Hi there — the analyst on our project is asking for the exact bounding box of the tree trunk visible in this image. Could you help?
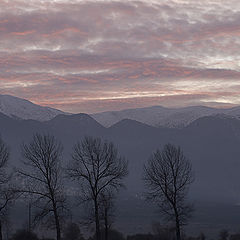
[175,212,181,240]
[53,205,61,240]
[0,220,2,240]
[175,221,181,240]
[104,208,108,240]
[95,200,101,240]
[28,203,32,232]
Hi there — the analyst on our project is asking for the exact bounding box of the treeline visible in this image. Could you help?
[7,222,240,240]
[0,133,195,240]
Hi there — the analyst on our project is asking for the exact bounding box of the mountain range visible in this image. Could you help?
[92,105,240,128]
[2,94,240,128]
[1,94,240,234]
[0,94,240,203]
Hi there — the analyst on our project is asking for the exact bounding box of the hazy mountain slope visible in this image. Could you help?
[46,113,106,149]
[0,94,66,121]
[1,112,240,203]
[1,112,240,235]
[0,113,106,163]
[175,115,240,202]
[103,115,240,202]
[92,105,240,128]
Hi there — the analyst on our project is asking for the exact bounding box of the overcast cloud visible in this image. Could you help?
[1,0,240,113]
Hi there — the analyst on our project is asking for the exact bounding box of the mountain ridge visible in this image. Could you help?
[0,94,68,121]
[2,94,240,129]
[91,105,240,128]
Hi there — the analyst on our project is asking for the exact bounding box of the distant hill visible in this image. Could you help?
[91,105,240,128]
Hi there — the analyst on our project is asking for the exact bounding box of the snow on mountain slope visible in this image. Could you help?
[0,94,66,121]
[91,105,240,128]
[2,94,240,128]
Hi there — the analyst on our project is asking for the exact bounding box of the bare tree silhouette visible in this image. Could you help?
[0,137,16,240]
[144,143,194,240]
[18,134,67,240]
[67,136,128,240]
[99,189,115,240]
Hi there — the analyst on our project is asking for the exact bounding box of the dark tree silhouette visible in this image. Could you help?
[10,229,39,240]
[67,136,128,240]
[100,229,124,240]
[18,134,67,240]
[127,233,154,240]
[0,137,16,240]
[79,189,115,238]
[143,143,194,240]
[219,230,229,240]
[151,222,175,240]
[91,229,125,240]
[63,222,84,240]
[198,232,206,240]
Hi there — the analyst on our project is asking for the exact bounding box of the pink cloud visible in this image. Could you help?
[0,0,240,112]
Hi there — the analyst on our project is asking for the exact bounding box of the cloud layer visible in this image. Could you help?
[1,0,240,113]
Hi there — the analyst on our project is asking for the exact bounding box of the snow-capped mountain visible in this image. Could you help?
[0,94,66,121]
[91,105,240,128]
[2,94,240,128]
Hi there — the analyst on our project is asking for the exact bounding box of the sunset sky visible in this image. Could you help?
[1,0,240,113]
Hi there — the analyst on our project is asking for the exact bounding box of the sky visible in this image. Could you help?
[0,0,240,113]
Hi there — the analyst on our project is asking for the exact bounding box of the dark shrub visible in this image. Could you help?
[11,229,39,240]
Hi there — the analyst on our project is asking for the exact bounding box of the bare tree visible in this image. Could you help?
[79,190,115,240]
[0,137,16,240]
[18,134,67,240]
[67,136,128,240]
[81,190,115,240]
[143,144,194,240]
